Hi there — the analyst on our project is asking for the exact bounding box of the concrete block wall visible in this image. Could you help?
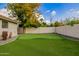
[25,27,55,34]
[56,24,79,38]
[17,24,79,39]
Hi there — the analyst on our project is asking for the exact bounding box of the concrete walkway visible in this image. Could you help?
[0,36,18,46]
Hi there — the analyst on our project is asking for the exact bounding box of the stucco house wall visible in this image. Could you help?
[0,22,18,37]
[0,20,2,37]
[0,15,18,39]
[8,22,18,37]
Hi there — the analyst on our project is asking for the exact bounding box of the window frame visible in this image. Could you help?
[2,20,8,28]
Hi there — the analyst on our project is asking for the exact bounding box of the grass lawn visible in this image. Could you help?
[0,34,79,56]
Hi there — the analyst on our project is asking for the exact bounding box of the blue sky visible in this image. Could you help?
[38,3,79,22]
[0,3,6,8]
[1,3,79,22]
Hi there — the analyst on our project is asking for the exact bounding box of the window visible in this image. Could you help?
[2,20,8,28]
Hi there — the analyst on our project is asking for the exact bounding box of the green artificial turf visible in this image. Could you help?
[0,34,79,56]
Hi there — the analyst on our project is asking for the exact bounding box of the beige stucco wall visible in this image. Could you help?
[8,22,18,37]
[25,27,55,33]
[0,20,18,38]
[0,20,2,37]
[56,24,79,38]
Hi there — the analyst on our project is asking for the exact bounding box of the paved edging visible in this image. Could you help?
[0,36,18,46]
[56,33,79,41]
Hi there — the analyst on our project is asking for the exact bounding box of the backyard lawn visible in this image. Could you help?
[0,34,79,56]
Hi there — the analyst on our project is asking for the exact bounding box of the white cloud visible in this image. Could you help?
[69,8,74,12]
[68,9,79,15]
[46,10,50,13]
[51,10,56,16]
[0,8,9,17]
[44,20,50,24]
[76,10,79,14]
[0,8,17,20]
[66,9,79,17]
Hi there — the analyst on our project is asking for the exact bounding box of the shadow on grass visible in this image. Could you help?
[31,38,51,40]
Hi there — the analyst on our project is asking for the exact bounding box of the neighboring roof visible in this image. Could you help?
[0,14,18,24]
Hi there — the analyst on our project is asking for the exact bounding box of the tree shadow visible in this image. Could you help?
[31,38,50,40]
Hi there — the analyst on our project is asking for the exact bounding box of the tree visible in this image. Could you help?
[64,18,79,26]
[40,18,43,23]
[7,3,40,32]
[40,22,48,27]
[54,21,64,27]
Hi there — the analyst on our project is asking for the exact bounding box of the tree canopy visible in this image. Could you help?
[7,3,40,28]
